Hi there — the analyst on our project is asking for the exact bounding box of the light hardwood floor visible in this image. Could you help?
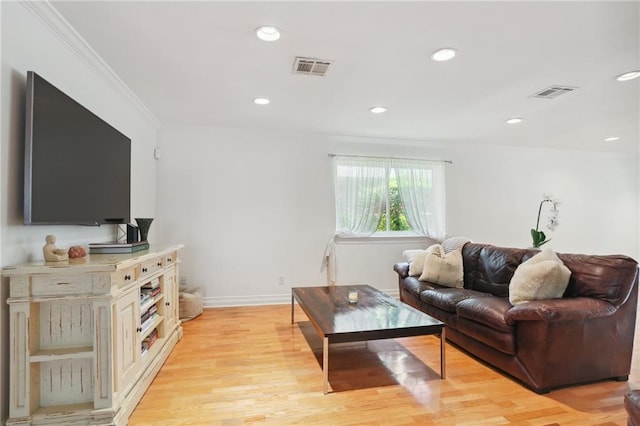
[129,304,640,425]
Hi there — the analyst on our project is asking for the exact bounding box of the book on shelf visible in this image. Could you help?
[89,242,149,254]
[141,328,159,355]
[142,277,160,289]
[140,305,157,321]
[147,328,158,345]
[141,313,158,332]
[141,286,161,298]
[89,240,149,248]
[140,293,151,305]
[141,304,158,323]
[141,278,161,297]
[140,296,155,313]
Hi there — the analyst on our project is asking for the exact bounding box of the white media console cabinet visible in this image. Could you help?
[3,244,184,425]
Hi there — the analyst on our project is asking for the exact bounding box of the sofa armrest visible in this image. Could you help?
[394,262,410,278]
[505,297,617,324]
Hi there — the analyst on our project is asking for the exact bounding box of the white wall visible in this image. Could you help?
[0,2,160,422]
[157,127,639,307]
[156,128,338,305]
[447,144,639,254]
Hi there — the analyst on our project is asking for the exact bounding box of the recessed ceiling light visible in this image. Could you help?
[615,70,640,82]
[604,136,620,142]
[255,26,281,42]
[506,117,523,124]
[254,97,270,105]
[369,106,387,114]
[431,48,457,62]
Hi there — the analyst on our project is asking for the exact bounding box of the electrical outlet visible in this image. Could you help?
[180,275,187,285]
[278,276,285,286]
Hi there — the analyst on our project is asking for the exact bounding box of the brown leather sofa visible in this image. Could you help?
[625,390,640,426]
[393,242,638,393]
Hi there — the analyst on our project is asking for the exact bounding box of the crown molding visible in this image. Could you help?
[20,0,161,129]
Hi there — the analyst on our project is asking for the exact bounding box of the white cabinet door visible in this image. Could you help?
[164,272,178,332]
[114,287,140,394]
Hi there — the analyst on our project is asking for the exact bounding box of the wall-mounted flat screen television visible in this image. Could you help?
[24,71,131,225]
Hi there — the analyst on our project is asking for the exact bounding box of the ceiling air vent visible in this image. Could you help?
[293,57,333,77]
[532,85,578,99]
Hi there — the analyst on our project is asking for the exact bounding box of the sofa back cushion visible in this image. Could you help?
[558,253,638,306]
[462,243,638,306]
[462,244,532,297]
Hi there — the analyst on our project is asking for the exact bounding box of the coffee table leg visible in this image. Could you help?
[440,328,446,379]
[291,293,294,324]
[323,336,329,394]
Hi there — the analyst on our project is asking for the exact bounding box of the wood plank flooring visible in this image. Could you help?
[129,305,640,425]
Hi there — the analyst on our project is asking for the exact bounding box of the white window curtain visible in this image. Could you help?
[334,156,388,236]
[323,156,388,284]
[393,159,446,240]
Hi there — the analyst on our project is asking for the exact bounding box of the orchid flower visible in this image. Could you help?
[531,195,561,248]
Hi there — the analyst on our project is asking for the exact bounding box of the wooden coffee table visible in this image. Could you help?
[291,284,445,394]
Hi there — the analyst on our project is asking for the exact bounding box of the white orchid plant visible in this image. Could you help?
[531,194,561,248]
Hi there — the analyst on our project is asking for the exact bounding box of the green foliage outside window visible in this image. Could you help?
[377,178,410,231]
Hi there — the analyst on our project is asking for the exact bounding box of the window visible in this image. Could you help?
[333,155,446,239]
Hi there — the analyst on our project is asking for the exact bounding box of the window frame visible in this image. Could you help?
[333,155,446,239]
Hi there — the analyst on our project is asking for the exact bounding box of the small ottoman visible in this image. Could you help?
[179,286,203,322]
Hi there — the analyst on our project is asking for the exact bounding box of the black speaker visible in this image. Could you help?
[126,224,139,243]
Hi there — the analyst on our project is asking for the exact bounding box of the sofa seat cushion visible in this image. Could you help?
[421,304,462,331]
[401,276,441,296]
[420,288,492,313]
[456,317,516,355]
[456,297,513,333]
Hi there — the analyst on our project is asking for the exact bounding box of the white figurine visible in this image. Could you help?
[43,234,68,262]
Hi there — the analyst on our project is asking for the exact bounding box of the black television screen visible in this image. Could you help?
[24,71,131,225]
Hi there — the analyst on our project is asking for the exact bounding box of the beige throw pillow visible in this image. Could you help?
[419,246,464,288]
[403,244,443,276]
[509,248,571,305]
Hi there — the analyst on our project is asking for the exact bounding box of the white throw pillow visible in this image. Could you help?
[419,247,464,288]
[403,244,443,276]
[509,249,571,305]
[441,236,472,253]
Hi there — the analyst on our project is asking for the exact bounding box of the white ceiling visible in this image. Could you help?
[50,1,640,152]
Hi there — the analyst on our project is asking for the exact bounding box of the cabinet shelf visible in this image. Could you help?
[141,336,165,359]
[34,401,93,416]
[30,346,94,362]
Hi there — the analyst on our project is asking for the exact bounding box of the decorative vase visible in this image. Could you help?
[135,218,153,242]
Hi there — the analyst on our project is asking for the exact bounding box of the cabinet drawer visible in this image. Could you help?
[113,267,137,288]
[32,275,93,296]
[140,257,163,279]
[165,252,177,266]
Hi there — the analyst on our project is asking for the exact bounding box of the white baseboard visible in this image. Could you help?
[203,293,290,308]
[202,287,400,308]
